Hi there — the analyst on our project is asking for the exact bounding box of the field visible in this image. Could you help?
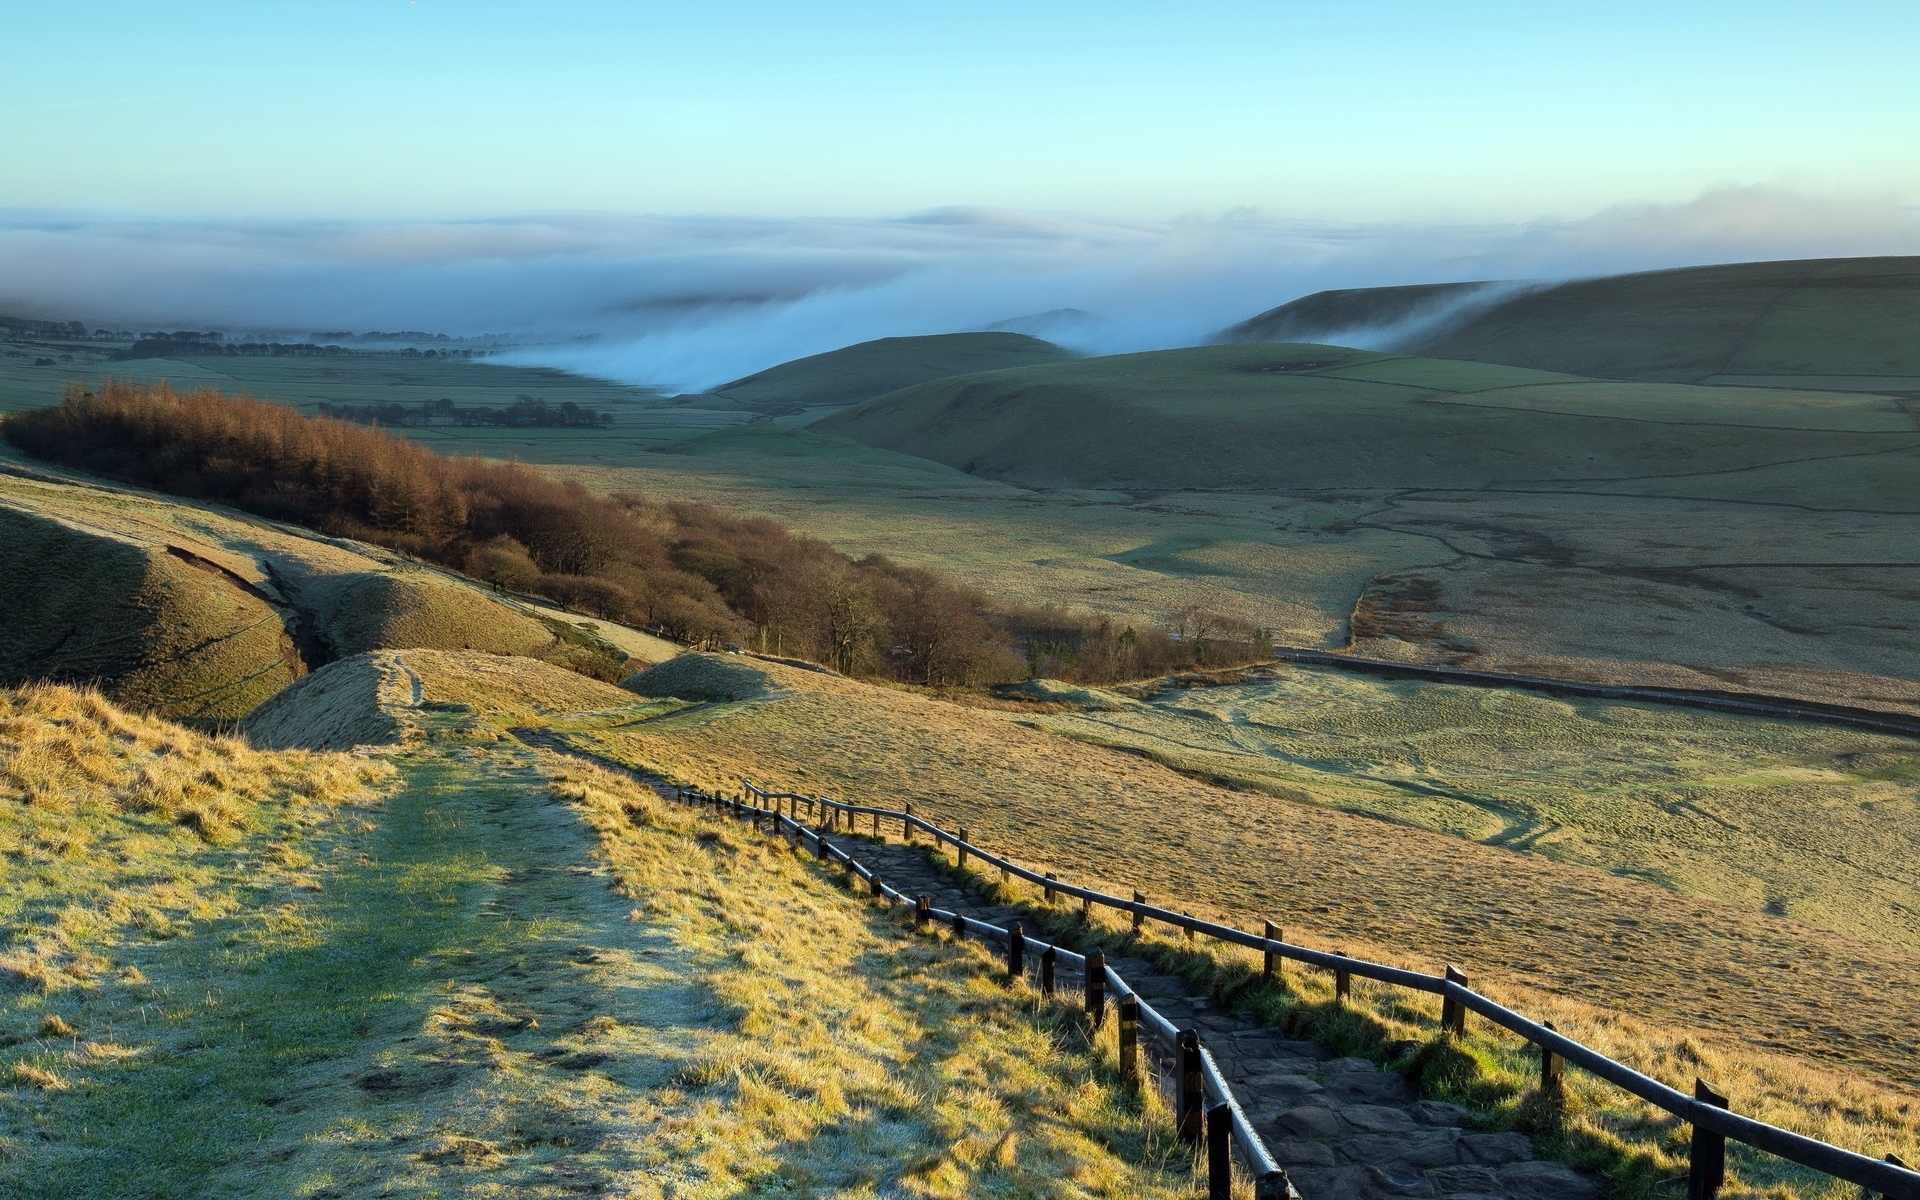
[541,340,1920,716]
[1024,663,1920,952]
[1226,256,1920,389]
[0,666,1195,1198]
[552,651,1920,1195]
[708,331,1076,414]
[0,333,753,461]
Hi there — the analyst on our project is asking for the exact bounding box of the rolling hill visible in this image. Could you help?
[0,452,641,721]
[708,331,1076,413]
[1222,257,1920,388]
[813,341,1920,498]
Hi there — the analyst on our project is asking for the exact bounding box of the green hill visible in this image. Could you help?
[813,341,1920,501]
[1225,257,1920,388]
[1218,281,1492,344]
[0,457,633,721]
[710,331,1076,413]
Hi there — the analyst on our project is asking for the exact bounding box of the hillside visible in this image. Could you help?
[620,342,1920,716]
[0,665,1200,1198]
[1224,257,1920,388]
[540,652,1920,1194]
[1219,281,1495,344]
[0,453,641,721]
[710,331,1076,413]
[813,341,1918,497]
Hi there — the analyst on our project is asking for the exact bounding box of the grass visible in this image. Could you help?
[0,458,640,720]
[935,858,1920,1200]
[541,653,1920,1186]
[710,331,1077,413]
[1411,256,1920,385]
[811,342,1920,495]
[0,668,1207,1198]
[1020,663,1920,953]
[0,502,300,722]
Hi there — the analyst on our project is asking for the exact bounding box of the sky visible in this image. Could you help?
[4,1,1919,388]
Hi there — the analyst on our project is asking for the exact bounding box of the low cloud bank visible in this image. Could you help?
[2,188,1914,392]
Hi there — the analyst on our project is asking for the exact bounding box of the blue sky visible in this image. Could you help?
[6,0,1917,220]
[5,2,1918,386]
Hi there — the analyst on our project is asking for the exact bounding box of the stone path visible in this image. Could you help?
[512,745,1608,1200]
[841,835,1604,1200]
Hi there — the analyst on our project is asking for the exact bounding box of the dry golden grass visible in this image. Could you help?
[243,648,641,751]
[553,655,1920,1188]
[0,668,1206,1195]
[0,683,393,991]
[526,758,1204,1198]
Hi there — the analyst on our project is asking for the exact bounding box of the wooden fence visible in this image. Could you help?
[665,780,1920,1200]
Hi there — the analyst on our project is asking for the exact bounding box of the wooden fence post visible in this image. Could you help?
[1007,924,1026,983]
[1884,1154,1911,1200]
[1207,1102,1232,1200]
[952,910,966,939]
[1184,914,1196,945]
[872,810,880,837]
[957,827,969,869]
[904,802,913,843]
[1540,1020,1565,1108]
[1081,895,1092,924]
[915,895,930,930]
[1177,1031,1204,1144]
[1253,1169,1297,1199]
[1041,946,1056,996]
[1044,873,1056,903]
[1086,949,1107,1028]
[1263,920,1280,983]
[1443,965,1469,1036]
[1335,951,1351,1005]
[870,873,883,898]
[1132,891,1146,935]
[1118,995,1139,1094]
[1688,1078,1729,1200]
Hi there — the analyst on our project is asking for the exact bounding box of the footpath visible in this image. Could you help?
[832,838,1602,1200]
[517,727,1606,1200]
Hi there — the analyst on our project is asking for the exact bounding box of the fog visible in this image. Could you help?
[2,188,1914,393]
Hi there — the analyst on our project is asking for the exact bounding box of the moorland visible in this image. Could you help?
[3,255,1919,1198]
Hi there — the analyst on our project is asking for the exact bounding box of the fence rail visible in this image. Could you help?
[670,783,1298,1198]
[716,781,1920,1200]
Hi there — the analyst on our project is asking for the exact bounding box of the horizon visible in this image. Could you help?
[5,1,1919,388]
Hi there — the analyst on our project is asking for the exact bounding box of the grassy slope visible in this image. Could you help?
[814,342,1920,497]
[0,505,300,722]
[1023,665,1920,951]
[560,656,1920,1085]
[1413,257,1920,385]
[0,335,752,460]
[1219,281,1492,342]
[0,667,1194,1199]
[557,653,1920,1197]
[712,332,1076,412]
[0,458,644,718]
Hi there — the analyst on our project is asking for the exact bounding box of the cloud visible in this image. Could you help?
[1,188,1914,392]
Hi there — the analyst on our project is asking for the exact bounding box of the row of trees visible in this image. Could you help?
[4,382,1270,687]
[314,397,614,429]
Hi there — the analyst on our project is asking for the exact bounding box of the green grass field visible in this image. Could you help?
[709,330,1075,413]
[1025,663,1920,953]
[1226,256,1920,388]
[812,342,1920,496]
[0,335,753,456]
